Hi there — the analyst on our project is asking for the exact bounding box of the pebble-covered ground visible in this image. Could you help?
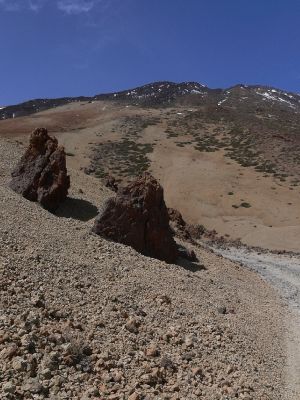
[0,138,285,399]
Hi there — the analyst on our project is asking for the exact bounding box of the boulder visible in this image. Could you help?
[104,175,118,192]
[9,128,70,211]
[92,173,178,263]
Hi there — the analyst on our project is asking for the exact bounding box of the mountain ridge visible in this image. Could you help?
[1,80,300,120]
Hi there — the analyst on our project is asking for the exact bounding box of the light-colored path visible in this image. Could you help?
[210,245,300,399]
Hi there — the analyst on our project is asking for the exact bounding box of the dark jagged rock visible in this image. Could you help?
[9,128,70,211]
[92,173,178,263]
[167,208,199,262]
[83,166,95,175]
[104,175,118,192]
[168,207,194,242]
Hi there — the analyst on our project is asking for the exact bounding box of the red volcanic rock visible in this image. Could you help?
[9,128,70,211]
[92,173,178,263]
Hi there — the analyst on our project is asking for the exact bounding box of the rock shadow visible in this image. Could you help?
[176,257,206,272]
[55,198,98,222]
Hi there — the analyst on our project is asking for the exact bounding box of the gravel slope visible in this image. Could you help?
[0,138,286,399]
[210,245,300,399]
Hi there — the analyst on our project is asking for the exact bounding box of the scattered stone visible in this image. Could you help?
[160,356,175,370]
[82,345,93,356]
[156,294,171,305]
[3,381,16,394]
[84,166,95,175]
[12,356,27,371]
[217,306,227,315]
[128,393,140,400]
[22,378,46,394]
[145,344,159,357]
[31,293,45,308]
[104,175,118,192]
[39,368,52,379]
[191,367,203,377]
[125,317,139,334]
[184,334,196,347]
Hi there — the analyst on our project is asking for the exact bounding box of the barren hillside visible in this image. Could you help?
[0,136,288,399]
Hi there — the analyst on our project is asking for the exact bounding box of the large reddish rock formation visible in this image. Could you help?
[92,173,179,263]
[9,128,70,211]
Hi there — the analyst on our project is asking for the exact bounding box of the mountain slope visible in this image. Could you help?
[0,136,286,399]
[2,80,300,119]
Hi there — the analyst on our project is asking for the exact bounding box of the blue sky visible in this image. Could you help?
[1,0,300,105]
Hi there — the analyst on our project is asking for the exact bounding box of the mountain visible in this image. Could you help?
[2,80,300,120]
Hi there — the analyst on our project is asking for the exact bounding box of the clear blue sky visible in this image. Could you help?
[1,0,300,105]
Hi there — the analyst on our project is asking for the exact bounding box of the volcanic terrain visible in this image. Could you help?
[1,81,300,399]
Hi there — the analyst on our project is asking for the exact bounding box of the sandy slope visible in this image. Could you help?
[0,137,287,399]
[147,127,300,252]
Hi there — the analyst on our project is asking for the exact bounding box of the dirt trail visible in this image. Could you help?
[210,245,300,399]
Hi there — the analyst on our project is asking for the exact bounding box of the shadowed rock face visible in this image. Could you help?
[9,128,70,211]
[93,173,178,263]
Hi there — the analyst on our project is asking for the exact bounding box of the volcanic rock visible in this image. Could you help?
[104,175,118,192]
[9,128,70,211]
[92,173,178,263]
[168,207,194,242]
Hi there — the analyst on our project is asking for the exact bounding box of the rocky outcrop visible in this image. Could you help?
[92,173,179,263]
[104,175,118,192]
[168,207,194,242]
[9,128,70,211]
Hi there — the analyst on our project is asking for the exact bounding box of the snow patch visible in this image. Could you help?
[218,98,227,106]
[256,91,295,108]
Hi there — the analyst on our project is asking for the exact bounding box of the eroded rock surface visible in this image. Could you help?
[93,173,178,263]
[9,128,70,211]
